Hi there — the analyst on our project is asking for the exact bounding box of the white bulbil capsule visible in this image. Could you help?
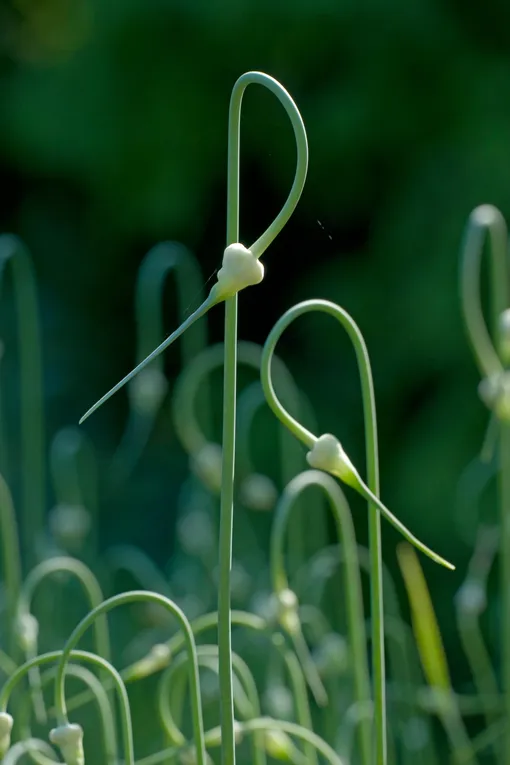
[0,712,14,757]
[306,433,360,489]
[49,723,84,765]
[272,588,300,634]
[210,243,264,301]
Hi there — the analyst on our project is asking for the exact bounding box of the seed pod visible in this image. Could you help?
[210,243,264,302]
[264,730,295,761]
[0,712,13,757]
[306,434,361,489]
[49,723,84,765]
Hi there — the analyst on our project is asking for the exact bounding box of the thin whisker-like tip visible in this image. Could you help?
[78,405,97,425]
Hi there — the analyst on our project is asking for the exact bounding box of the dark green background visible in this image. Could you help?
[0,0,507,744]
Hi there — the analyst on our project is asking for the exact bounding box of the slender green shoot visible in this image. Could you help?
[460,204,510,763]
[270,469,371,765]
[0,235,45,568]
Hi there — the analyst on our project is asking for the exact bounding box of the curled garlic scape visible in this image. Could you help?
[261,299,455,572]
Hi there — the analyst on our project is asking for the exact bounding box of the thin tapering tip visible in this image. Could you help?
[78,295,216,425]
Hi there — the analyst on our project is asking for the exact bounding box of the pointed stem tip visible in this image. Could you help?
[79,296,216,424]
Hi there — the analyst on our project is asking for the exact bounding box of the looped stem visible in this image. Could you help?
[53,591,206,765]
[0,649,133,765]
[0,235,45,568]
[460,205,508,378]
[260,298,454,765]
[271,470,371,765]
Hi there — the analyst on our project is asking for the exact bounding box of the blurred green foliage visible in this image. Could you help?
[0,0,508,715]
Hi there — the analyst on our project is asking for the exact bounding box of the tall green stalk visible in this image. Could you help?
[460,204,510,763]
[261,299,454,765]
[0,474,21,657]
[80,71,308,765]
[0,235,45,568]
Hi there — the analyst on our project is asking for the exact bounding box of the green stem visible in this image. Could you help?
[456,526,499,756]
[17,555,111,724]
[500,424,510,764]
[0,473,22,657]
[136,242,207,368]
[172,340,305,478]
[217,294,237,765]
[261,298,388,764]
[219,70,308,765]
[105,544,172,595]
[457,613,499,729]
[53,591,206,765]
[0,235,45,569]
[271,469,371,765]
[460,205,510,762]
[80,294,217,424]
[19,556,111,663]
[459,205,507,378]
[0,649,133,764]
[113,242,209,480]
[2,739,57,765]
[294,541,434,764]
[281,646,319,765]
[61,609,267,713]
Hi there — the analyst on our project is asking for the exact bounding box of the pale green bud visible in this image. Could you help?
[129,643,172,680]
[209,243,264,301]
[204,721,243,749]
[16,612,39,652]
[49,723,84,765]
[129,366,168,416]
[240,473,278,511]
[306,434,361,489]
[272,589,300,635]
[478,373,510,422]
[0,713,13,757]
[49,504,91,549]
[264,730,295,761]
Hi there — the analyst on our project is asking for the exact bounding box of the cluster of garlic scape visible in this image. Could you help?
[0,71,455,765]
